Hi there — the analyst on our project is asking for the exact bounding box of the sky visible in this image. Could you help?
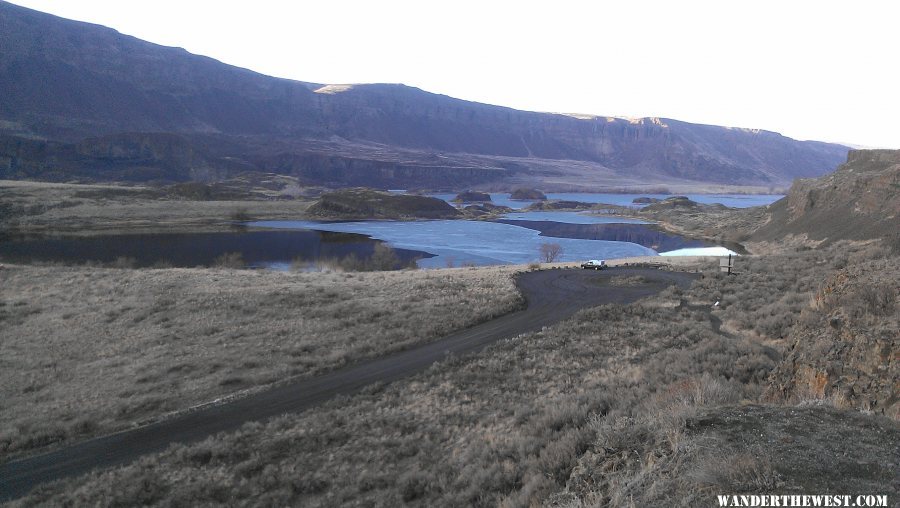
[9,0,899,148]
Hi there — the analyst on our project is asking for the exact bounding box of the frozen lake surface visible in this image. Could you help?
[251,209,730,268]
[252,219,654,268]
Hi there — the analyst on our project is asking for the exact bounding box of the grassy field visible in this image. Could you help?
[0,263,522,461]
[13,242,897,506]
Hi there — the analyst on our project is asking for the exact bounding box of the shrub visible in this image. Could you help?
[370,243,401,271]
[399,471,430,502]
[539,242,563,263]
[229,208,253,222]
[855,283,896,316]
[213,252,245,269]
[110,256,137,269]
[312,245,414,272]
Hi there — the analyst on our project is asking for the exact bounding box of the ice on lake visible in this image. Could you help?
[251,218,657,268]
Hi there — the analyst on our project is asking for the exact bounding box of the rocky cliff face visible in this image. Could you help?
[765,257,898,418]
[752,150,900,247]
[750,153,899,415]
[0,1,849,189]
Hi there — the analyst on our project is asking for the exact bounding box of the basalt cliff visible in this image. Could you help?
[0,1,848,190]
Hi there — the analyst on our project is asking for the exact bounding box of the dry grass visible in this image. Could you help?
[8,244,898,506]
[0,263,521,460]
[554,243,899,507]
[12,260,777,506]
[564,400,899,508]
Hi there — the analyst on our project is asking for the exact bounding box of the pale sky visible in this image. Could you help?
[9,0,899,148]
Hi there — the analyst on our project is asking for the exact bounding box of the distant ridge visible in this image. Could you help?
[0,1,849,189]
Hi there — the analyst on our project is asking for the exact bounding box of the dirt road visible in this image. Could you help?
[0,267,695,501]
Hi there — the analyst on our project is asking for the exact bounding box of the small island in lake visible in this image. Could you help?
[452,190,492,202]
[509,188,547,200]
[525,200,595,211]
[307,188,461,219]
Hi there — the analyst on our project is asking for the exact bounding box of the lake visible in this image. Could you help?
[1,193,769,269]
[250,211,712,268]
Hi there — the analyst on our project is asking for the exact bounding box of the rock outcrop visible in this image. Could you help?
[765,258,898,418]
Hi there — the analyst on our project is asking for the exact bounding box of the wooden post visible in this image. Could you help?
[719,254,735,274]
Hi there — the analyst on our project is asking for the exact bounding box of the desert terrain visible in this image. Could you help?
[0,2,896,504]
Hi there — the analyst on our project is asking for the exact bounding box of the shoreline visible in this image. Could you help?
[1,179,753,259]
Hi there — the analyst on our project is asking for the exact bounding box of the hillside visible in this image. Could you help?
[751,149,900,249]
[0,1,848,190]
[606,150,900,253]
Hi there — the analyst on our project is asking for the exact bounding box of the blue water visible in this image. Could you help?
[429,192,783,210]
[501,211,648,224]
[251,213,659,268]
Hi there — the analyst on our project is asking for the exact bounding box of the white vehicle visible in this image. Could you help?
[580,259,606,270]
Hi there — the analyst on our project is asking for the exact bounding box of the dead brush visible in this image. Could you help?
[643,375,742,449]
[689,448,780,494]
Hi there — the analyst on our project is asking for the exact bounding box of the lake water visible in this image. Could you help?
[0,230,431,270]
[249,207,725,268]
[250,219,653,268]
[429,192,783,209]
[493,219,716,253]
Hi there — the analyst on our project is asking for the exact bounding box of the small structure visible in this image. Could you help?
[719,254,736,275]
